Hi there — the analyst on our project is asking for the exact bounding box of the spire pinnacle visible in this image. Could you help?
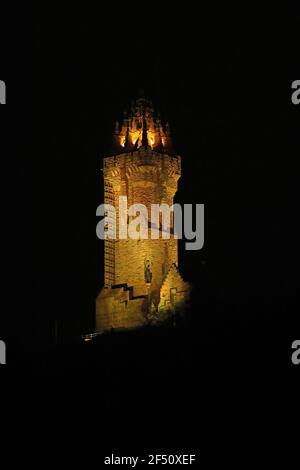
[142,115,149,148]
[124,125,130,150]
[112,94,174,154]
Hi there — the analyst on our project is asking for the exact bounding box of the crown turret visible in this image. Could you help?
[112,95,174,154]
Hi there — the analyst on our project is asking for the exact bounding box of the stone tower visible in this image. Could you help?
[96,95,190,332]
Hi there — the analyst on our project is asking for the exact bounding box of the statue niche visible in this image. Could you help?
[144,259,152,284]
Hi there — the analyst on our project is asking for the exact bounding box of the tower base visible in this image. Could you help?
[96,264,191,333]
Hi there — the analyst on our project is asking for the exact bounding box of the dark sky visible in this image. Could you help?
[1,5,299,347]
[1,3,300,450]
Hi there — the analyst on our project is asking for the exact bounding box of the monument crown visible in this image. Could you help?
[112,95,173,155]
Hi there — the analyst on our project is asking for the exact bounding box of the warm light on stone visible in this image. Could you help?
[96,96,191,332]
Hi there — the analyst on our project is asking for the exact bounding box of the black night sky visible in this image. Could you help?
[1,4,299,449]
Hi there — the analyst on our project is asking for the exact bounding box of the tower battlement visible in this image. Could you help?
[103,151,181,193]
[103,150,181,175]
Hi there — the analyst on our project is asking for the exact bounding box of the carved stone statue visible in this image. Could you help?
[144,259,152,284]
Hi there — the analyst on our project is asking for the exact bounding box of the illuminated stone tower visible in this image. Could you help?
[96,95,190,332]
